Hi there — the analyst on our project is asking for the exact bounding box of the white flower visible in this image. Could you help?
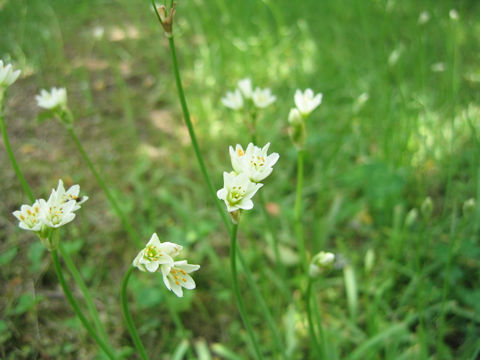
[431,62,446,72]
[133,233,182,272]
[449,9,459,20]
[38,179,88,228]
[237,78,253,99]
[251,87,276,108]
[0,60,21,88]
[229,143,279,183]
[217,172,263,212]
[418,11,430,25]
[12,201,43,232]
[388,48,402,66]
[309,251,335,278]
[161,260,200,297]
[288,108,303,125]
[221,89,244,110]
[294,88,323,116]
[35,87,67,110]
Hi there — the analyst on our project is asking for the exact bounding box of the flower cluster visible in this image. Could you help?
[221,78,276,110]
[288,88,323,149]
[13,180,88,250]
[133,233,200,297]
[217,142,279,222]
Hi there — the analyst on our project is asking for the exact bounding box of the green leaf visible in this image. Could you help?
[0,247,17,265]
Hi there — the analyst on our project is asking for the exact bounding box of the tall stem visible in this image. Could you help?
[0,94,35,202]
[230,224,264,360]
[58,242,109,344]
[1,96,112,354]
[306,279,323,359]
[52,249,117,359]
[167,36,231,230]
[121,266,149,360]
[295,150,308,272]
[65,126,139,246]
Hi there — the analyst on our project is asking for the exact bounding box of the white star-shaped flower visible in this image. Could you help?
[251,87,276,108]
[35,87,67,110]
[221,89,244,110]
[133,233,182,272]
[12,201,43,232]
[217,172,263,212]
[161,260,200,297]
[0,60,21,89]
[229,143,279,183]
[294,88,323,116]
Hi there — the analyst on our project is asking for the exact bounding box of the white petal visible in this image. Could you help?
[145,261,159,272]
[181,274,196,289]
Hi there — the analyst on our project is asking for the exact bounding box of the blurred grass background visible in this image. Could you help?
[1,0,480,358]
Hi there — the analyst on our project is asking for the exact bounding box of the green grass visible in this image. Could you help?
[1,0,480,358]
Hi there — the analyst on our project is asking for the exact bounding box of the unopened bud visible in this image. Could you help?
[309,251,335,278]
[463,198,476,216]
[229,209,242,224]
[405,208,418,228]
[364,248,375,274]
[421,196,433,219]
[288,108,306,150]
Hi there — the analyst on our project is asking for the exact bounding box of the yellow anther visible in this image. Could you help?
[238,149,244,156]
[175,281,180,285]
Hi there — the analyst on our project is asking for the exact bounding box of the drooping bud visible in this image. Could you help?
[288,108,306,150]
[309,251,335,278]
[405,208,418,228]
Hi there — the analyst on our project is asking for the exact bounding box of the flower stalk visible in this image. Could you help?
[121,266,149,360]
[52,246,117,359]
[230,223,264,360]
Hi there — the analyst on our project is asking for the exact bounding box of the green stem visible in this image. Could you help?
[166,36,231,232]
[52,249,117,359]
[1,97,113,355]
[230,224,264,360]
[121,266,149,360]
[58,243,109,344]
[306,279,322,359]
[0,93,35,202]
[295,150,308,273]
[65,126,139,246]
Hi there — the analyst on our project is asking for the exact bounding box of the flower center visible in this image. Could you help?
[250,155,266,170]
[144,245,162,261]
[169,267,188,286]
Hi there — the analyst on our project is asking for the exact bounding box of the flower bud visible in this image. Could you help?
[309,251,335,278]
[288,108,306,150]
[405,208,418,228]
[421,196,433,219]
[463,198,476,216]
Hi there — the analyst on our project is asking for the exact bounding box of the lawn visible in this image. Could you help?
[1,0,479,359]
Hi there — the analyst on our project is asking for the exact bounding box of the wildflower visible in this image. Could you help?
[133,233,182,272]
[405,208,418,228]
[431,62,446,72]
[251,87,276,108]
[12,201,43,232]
[309,251,335,278]
[418,11,430,25]
[229,143,279,183]
[449,9,459,21]
[161,260,200,297]
[221,89,244,110]
[388,47,402,66]
[0,60,21,89]
[35,87,67,110]
[288,108,303,126]
[294,88,323,116]
[217,172,263,212]
[237,78,253,99]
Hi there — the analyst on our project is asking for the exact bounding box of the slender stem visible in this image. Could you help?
[0,93,35,202]
[230,224,264,360]
[2,97,113,355]
[58,243,109,344]
[167,36,231,232]
[52,249,117,359]
[295,150,308,272]
[121,266,150,360]
[306,279,324,359]
[65,126,140,246]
